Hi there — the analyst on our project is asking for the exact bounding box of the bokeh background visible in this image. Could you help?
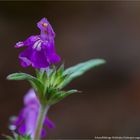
[0,1,140,139]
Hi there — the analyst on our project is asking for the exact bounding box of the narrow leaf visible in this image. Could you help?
[49,89,78,105]
[7,73,44,96]
[7,73,36,81]
[61,59,105,88]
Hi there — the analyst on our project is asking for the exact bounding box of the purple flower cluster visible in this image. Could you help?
[9,89,55,138]
[15,18,60,68]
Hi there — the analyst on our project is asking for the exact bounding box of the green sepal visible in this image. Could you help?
[15,135,31,140]
[43,64,65,89]
[61,59,105,88]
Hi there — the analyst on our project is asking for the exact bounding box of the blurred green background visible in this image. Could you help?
[0,1,140,138]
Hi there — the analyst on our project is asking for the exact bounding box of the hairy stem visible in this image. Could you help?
[34,104,50,140]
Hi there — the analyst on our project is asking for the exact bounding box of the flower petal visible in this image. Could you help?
[31,48,50,68]
[19,47,32,67]
[13,111,24,126]
[23,35,39,46]
[15,41,24,48]
[18,123,26,135]
[43,41,61,64]
[24,89,39,106]
[37,18,55,40]
[48,53,61,64]
[44,116,55,129]
[41,128,47,138]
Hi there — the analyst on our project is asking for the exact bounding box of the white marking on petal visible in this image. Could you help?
[36,42,42,51]
[32,40,42,51]
[33,40,39,49]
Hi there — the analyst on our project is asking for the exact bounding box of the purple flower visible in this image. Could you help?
[9,89,55,138]
[15,18,61,68]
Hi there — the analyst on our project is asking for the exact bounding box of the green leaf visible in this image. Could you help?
[7,73,44,97]
[48,89,78,105]
[7,72,36,81]
[61,59,105,88]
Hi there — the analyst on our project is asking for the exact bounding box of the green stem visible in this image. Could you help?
[34,104,50,140]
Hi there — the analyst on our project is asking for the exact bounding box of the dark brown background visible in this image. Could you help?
[0,1,140,139]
